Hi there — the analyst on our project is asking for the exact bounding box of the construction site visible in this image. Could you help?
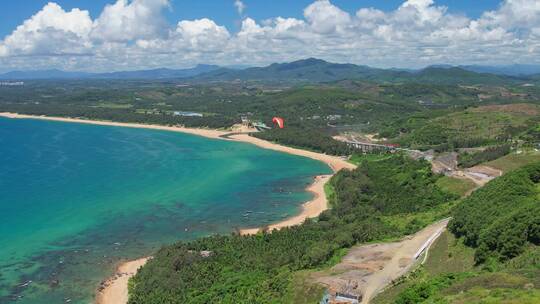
[316,219,449,304]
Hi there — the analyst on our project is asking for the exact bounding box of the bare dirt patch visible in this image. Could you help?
[313,219,449,303]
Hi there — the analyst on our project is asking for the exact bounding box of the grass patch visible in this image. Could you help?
[375,240,540,304]
[348,153,392,165]
[395,104,540,149]
[324,182,336,208]
[445,272,530,294]
[436,176,476,197]
[380,202,454,235]
[423,231,476,276]
[430,104,538,140]
[485,150,540,172]
[372,231,476,304]
[445,288,540,304]
[283,271,326,304]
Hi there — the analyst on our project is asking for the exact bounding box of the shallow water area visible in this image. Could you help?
[0,117,331,303]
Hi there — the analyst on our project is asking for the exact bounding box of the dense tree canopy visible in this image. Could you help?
[128,155,454,304]
[449,162,540,263]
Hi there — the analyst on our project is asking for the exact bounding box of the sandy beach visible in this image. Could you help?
[0,112,356,304]
[239,174,332,235]
[0,112,229,139]
[96,258,149,304]
[227,133,356,172]
[0,113,354,172]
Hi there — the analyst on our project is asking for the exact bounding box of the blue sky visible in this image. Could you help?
[0,0,538,71]
[0,1,502,38]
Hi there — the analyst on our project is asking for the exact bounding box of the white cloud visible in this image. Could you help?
[0,2,92,56]
[304,0,351,34]
[481,0,540,29]
[1,0,540,71]
[234,0,246,16]
[91,0,170,42]
[173,18,230,51]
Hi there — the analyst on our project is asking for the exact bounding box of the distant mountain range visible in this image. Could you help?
[192,58,391,82]
[459,64,540,76]
[0,69,92,79]
[189,58,518,85]
[1,59,538,84]
[0,64,220,80]
[429,64,540,76]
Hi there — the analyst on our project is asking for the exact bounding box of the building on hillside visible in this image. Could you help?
[173,111,203,117]
[319,280,363,304]
[0,81,24,86]
[241,115,250,126]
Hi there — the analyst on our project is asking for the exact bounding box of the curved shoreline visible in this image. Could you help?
[95,257,150,304]
[239,174,331,235]
[0,112,356,304]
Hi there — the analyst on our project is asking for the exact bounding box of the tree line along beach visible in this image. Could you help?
[0,112,354,304]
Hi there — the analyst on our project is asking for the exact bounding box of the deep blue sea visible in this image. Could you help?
[0,117,331,303]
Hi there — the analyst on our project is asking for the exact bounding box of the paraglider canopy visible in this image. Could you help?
[272,117,284,129]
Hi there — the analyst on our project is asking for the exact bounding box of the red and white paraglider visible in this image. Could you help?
[272,117,284,129]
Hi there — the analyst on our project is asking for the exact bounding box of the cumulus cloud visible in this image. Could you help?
[1,0,540,71]
[172,18,230,51]
[91,0,170,42]
[0,2,92,56]
[304,0,351,34]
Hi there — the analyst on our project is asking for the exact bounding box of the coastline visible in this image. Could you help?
[96,257,150,304]
[0,113,354,171]
[0,112,356,304]
[0,112,229,139]
[227,133,355,172]
[239,174,331,235]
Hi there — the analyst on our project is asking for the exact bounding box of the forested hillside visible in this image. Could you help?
[1,72,538,154]
[2,62,539,303]
[376,162,540,304]
[383,104,540,150]
[190,59,519,85]
[449,162,540,263]
[1,59,537,85]
[128,155,455,304]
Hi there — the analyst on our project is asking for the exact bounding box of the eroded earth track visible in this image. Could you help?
[315,219,449,303]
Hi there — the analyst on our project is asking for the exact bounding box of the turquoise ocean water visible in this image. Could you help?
[0,118,331,303]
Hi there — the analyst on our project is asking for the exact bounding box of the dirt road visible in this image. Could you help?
[431,152,502,191]
[315,219,449,303]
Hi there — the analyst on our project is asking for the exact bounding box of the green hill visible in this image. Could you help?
[127,155,455,304]
[375,162,540,304]
[193,58,516,85]
[449,162,540,263]
[387,103,540,149]
[194,58,395,83]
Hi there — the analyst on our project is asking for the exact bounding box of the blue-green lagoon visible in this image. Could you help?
[0,117,331,303]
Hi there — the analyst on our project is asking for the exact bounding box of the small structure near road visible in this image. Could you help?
[173,111,203,117]
[239,115,263,130]
[319,288,362,304]
[335,293,361,304]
